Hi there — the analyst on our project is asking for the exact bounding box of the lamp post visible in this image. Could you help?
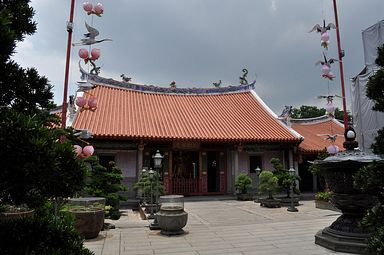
[150,150,163,230]
[148,169,155,220]
[287,167,298,212]
[254,166,261,203]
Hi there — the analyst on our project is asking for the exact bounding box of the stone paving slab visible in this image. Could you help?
[84,200,353,255]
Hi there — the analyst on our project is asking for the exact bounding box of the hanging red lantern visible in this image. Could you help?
[83,2,93,13]
[94,3,104,15]
[78,48,89,59]
[321,64,330,74]
[325,103,335,116]
[73,145,83,156]
[321,32,329,43]
[327,144,339,154]
[82,145,94,157]
[88,96,97,110]
[75,96,86,107]
[90,48,101,60]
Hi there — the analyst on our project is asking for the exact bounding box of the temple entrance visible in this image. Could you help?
[207,151,219,192]
[171,151,199,194]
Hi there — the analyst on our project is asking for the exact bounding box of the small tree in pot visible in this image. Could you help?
[258,171,281,208]
[235,173,253,200]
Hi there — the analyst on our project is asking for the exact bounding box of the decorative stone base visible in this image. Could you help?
[315,227,370,254]
[315,200,340,212]
[157,207,188,236]
[236,193,253,201]
[259,199,281,208]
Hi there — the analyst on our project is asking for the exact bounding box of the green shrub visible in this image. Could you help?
[270,158,300,197]
[258,171,279,199]
[134,169,165,203]
[315,191,331,201]
[0,212,93,255]
[84,157,127,220]
[235,173,252,194]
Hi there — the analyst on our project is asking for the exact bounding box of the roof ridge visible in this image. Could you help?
[80,65,256,95]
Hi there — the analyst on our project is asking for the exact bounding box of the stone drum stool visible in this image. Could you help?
[157,195,188,236]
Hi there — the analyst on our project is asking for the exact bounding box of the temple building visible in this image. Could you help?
[290,116,344,191]
[69,68,304,196]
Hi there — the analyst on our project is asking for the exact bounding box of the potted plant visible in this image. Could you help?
[315,191,339,211]
[270,158,300,205]
[65,202,105,239]
[258,171,281,208]
[134,169,164,218]
[84,157,127,220]
[235,173,253,200]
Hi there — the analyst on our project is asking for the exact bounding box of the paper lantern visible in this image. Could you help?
[75,97,86,107]
[327,144,339,154]
[78,48,89,59]
[90,48,101,60]
[83,2,93,13]
[83,145,94,157]
[321,64,330,74]
[88,96,97,109]
[321,32,329,42]
[325,103,335,115]
[94,3,104,15]
[73,145,83,156]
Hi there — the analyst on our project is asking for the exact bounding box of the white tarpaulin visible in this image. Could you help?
[362,20,384,71]
[351,20,384,152]
[351,67,384,152]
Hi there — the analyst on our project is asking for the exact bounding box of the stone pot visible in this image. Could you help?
[259,198,281,208]
[0,209,34,222]
[70,208,104,239]
[314,151,383,254]
[157,206,188,236]
[236,193,253,201]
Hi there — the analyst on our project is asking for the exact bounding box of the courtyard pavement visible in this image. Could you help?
[84,198,352,255]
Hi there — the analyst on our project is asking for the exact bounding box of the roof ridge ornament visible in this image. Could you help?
[239,69,248,85]
[79,66,256,95]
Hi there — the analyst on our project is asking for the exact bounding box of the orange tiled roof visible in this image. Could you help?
[73,85,300,143]
[291,116,345,153]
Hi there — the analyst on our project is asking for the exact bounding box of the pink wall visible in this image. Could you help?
[115,151,137,177]
[238,151,249,174]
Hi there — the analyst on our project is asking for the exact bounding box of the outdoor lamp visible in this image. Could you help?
[254,166,262,203]
[152,150,163,168]
[287,167,298,212]
[255,166,261,176]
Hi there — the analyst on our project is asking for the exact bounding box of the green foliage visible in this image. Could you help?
[134,169,165,203]
[258,171,279,199]
[235,173,252,194]
[308,151,329,176]
[290,105,351,122]
[0,109,87,207]
[84,156,127,220]
[0,208,93,255]
[366,45,384,112]
[270,158,300,197]
[291,105,325,119]
[0,0,36,62]
[315,191,331,201]
[357,44,384,254]
[354,163,384,195]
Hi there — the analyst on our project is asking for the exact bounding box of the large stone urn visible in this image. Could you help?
[157,195,188,236]
[68,197,105,239]
[314,128,383,254]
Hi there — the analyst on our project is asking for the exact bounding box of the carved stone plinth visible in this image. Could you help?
[313,150,383,254]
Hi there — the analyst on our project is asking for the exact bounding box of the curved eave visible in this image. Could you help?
[90,134,300,143]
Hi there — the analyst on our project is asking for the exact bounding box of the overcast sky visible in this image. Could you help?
[12,0,384,114]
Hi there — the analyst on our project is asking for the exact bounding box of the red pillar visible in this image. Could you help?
[61,0,76,128]
[332,0,349,130]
